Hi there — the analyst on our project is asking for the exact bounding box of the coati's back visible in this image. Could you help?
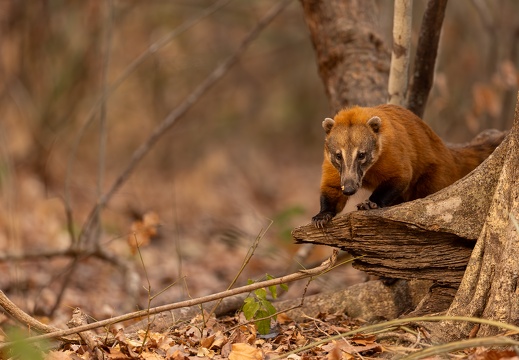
[448,129,507,179]
[351,104,461,201]
[361,105,506,201]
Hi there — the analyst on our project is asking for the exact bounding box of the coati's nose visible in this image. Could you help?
[341,182,357,196]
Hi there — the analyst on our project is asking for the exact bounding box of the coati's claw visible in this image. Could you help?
[356,200,379,210]
[312,212,334,228]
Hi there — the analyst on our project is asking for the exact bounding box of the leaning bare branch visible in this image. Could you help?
[77,0,292,247]
[407,0,448,117]
[388,0,413,106]
[64,0,233,247]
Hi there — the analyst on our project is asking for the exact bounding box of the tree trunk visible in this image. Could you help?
[429,93,519,341]
[299,0,390,112]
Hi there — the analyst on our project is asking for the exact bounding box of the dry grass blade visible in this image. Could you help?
[269,315,519,359]
[402,336,519,360]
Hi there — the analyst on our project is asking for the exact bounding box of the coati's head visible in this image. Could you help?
[323,112,383,196]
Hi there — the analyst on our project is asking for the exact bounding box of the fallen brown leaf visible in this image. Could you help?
[128,211,160,254]
[44,350,77,360]
[350,334,376,346]
[165,346,189,360]
[228,343,263,360]
[471,349,519,360]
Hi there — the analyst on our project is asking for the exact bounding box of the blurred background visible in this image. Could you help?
[0,0,517,325]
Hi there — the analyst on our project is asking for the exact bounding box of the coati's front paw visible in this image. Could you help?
[312,212,334,228]
[356,200,379,210]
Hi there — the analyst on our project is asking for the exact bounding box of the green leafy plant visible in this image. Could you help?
[242,275,288,335]
[5,327,46,360]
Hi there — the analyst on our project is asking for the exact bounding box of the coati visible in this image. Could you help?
[312,104,506,228]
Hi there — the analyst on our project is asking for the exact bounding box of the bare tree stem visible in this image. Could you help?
[388,0,413,106]
[407,0,448,117]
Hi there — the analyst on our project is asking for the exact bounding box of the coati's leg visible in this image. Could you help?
[312,186,347,228]
[357,179,406,210]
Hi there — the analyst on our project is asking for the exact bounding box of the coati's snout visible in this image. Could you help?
[341,180,358,195]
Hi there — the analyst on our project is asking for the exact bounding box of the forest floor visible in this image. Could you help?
[2,305,515,359]
[1,165,517,359]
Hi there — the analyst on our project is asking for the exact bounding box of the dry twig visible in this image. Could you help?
[0,291,77,342]
[0,254,335,350]
[67,308,103,358]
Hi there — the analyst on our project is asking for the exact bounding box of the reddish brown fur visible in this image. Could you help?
[314,104,506,227]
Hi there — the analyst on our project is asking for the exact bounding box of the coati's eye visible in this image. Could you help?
[335,152,342,161]
[358,151,366,160]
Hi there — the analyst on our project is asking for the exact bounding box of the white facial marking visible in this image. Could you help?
[342,147,358,181]
[349,147,358,169]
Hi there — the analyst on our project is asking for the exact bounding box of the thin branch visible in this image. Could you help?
[46,257,80,318]
[0,254,333,349]
[388,0,413,106]
[470,0,498,75]
[49,0,116,318]
[407,0,448,118]
[77,0,292,246]
[208,221,273,318]
[94,0,114,245]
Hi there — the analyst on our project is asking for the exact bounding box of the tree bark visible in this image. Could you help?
[299,0,390,112]
[430,93,519,341]
[278,279,432,322]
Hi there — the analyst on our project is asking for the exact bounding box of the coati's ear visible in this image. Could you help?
[322,118,335,134]
[367,116,381,134]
